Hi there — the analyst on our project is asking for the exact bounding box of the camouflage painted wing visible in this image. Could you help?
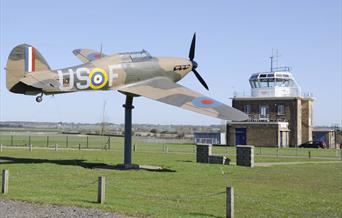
[117,77,248,121]
[72,49,107,63]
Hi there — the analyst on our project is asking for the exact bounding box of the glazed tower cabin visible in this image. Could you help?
[227,66,313,147]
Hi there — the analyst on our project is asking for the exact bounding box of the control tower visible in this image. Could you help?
[249,67,301,97]
[227,56,313,147]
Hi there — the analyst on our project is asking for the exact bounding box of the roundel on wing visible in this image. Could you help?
[192,97,221,108]
[88,68,108,90]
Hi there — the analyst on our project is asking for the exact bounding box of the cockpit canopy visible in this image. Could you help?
[249,72,298,88]
[119,50,152,62]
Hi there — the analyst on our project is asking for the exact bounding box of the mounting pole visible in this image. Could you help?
[123,95,134,166]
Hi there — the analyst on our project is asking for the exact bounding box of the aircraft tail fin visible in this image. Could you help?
[6,44,51,93]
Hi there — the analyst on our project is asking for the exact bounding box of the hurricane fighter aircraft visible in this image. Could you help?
[6,34,248,121]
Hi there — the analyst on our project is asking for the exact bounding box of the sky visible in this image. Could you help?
[0,0,341,126]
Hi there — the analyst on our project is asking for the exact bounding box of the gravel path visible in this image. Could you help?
[0,199,132,218]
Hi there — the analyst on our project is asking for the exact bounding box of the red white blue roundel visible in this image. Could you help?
[88,68,108,90]
[192,97,221,108]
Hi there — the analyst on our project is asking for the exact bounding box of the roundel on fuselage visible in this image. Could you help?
[88,68,108,90]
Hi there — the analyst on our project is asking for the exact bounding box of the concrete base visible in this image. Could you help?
[236,145,255,167]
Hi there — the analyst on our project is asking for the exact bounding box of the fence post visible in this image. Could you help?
[0,144,2,152]
[55,144,58,151]
[28,135,31,145]
[2,170,9,194]
[47,136,49,147]
[226,186,234,218]
[108,137,111,150]
[66,136,69,148]
[86,136,89,149]
[29,144,32,152]
[11,136,13,146]
[308,151,311,159]
[97,176,105,204]
[79,144,81,150]
[259,146,262,155]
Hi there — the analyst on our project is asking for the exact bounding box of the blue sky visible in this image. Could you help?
[0,0,341,126]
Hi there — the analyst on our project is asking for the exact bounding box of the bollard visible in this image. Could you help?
[2,170,9,194]
[29,144,32,151]
[54,144,58,151]
[97,176,105,204]
[226,186,234,218]
[0,144,2,152]
[308,151,311,159]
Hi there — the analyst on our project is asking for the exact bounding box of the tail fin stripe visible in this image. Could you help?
[25,47,28,72]
[25,46,36,72]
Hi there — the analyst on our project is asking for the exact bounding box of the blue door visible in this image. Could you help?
[235,128,247,145]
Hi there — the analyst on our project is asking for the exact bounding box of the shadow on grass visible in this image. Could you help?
[189,212,222,218]
[0,156,176,172]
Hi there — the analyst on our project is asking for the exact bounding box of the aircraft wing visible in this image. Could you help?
[72,49,107,63]
[117,77,248,121]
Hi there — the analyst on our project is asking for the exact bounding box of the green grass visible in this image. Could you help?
[0,147,341,218]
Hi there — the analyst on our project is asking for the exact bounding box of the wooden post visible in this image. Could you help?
[2,170,9,194]
[0,144,2,152]
[47,136,49,147]
[108,137,111,150]
[10,135,13,146]
[259,146,262,155]
[226,186,234,218]
[86,136,89,149]
[28,135,31,145]
[78,144,81,150]
[308,151,311,159]
[66,136,69,148]
[29,144,32,151]
[97,176,105,204]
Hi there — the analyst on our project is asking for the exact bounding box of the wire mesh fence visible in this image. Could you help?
[0,132,340,159]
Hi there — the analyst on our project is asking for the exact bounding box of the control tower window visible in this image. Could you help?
[244,105,251,114]
[277,105,285,115]
[259,105,269,120]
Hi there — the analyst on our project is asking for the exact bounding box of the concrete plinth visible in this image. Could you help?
[236,145,254,167]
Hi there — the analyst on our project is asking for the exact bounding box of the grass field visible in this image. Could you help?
[0,145,341,218]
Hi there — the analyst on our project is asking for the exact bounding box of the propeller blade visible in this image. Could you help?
[193,69,209,90]
[189,33,196,61]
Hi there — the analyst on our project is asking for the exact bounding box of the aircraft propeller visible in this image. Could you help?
[189,33,209,90]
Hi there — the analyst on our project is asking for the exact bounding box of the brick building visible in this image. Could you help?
[226,67,313,147]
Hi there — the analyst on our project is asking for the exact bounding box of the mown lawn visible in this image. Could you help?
[0,147,341,218]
